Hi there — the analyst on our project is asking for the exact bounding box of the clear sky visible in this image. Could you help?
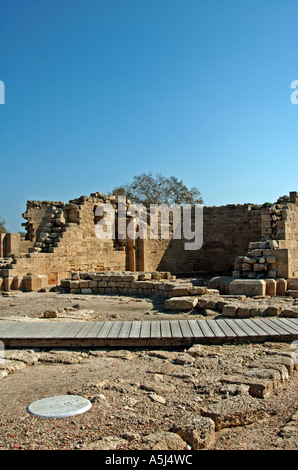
[1,0,298,233]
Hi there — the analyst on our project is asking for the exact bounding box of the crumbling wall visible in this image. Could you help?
[233,193,298,280]
[0,233,34,257]
[2,191,298,292]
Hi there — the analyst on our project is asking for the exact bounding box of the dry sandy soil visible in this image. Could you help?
[0,291,297,452]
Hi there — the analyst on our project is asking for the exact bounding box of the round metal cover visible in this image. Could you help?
[27,395,92,418]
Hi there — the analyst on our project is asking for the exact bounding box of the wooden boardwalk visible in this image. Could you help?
[0,317,298,348]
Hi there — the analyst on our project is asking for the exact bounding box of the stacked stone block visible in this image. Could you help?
[233,239,279,279]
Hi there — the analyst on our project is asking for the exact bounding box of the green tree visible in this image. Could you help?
[112,173,203,207]
[0,218,6,233]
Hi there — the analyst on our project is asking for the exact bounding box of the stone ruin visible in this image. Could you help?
[1,190,298,306]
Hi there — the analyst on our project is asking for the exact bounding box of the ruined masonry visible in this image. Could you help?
[1,191,298,301]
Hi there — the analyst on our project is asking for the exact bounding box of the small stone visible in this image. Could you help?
[149,393,166,404]
[43,310,58,318]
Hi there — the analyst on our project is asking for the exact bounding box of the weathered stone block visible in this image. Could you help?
[201,396,266,430]
[171,414,215,449]
[189,286,208,296]
[287,290,298,298]
[81,288,92,294]
[12,275,23,290]
[229,279,266,297]
[287,280,298,290]
[276,278,287,296]
[265,279,277,297]
[253,263,267,272]
[22,275,48,292]
[171,286,190,296]
[165,296,198,310]
[222,304,239,317]
[79,280,90,288]
[280,308,298,318]
[237,307,251,318]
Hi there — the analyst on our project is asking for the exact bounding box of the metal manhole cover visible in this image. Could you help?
[27,395,92,418]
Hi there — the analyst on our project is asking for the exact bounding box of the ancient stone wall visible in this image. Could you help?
[2,191,298,292]
[144,204,263,275]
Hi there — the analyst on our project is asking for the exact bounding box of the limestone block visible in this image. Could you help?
[138,273,152,280]
[253,263,267,272]
[165,296,198,310]
[171,414,215,449]
[81,288,92,294]
[250,305,267,317]
[171,286,190,297]
[201,396,266,430]
[22,275,48,292]
[196,296,220,310]
[3,276,14,291]
[287,280,298,290]
[265,279,277,297]
[222,304,239,317]
[229,279,266,297]
[264,306,283,316]
[266,255,276,264]
[242,263,253,271]
[243,256,257,264]
[189,286,208,296]
[268,239,279,249]
[276,278,287,296]
[12,275,23,290]
[79,280,90,288]
[287,290,298,298]
[237,307,251,318]
[69,280,80,288]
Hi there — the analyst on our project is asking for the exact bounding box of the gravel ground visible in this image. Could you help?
[0,291,297,452]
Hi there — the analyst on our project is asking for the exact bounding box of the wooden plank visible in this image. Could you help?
[151,321,161,339]
[84,322,104,338]
[197,319,215,338]
[0,321,20,334]
[118,321,132,339]
[277,317,298,333]
[170,320,183,338]
[2,321,41,339]
[63,322,90,338]
[96,321,113,338]
[107,321,123,339]
[28,321,61,338]
[238,318,269,337]
[206,320,226,338]
[140,321,151,338]
[160,321,172,338]
[187,320,205,339]
[263,318,294,336]
[250,318,280,337]
[178,320,193,339]
[231,319,262,338]
[281,317,298,330]
[129,321,142,339]
[50,322,79,338]
[74,322,97,338]
[216,319,237,338]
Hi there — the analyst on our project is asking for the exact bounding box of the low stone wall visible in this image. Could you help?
[60,271,210,298]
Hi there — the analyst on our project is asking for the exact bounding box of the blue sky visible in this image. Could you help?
[1,0,298,232]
